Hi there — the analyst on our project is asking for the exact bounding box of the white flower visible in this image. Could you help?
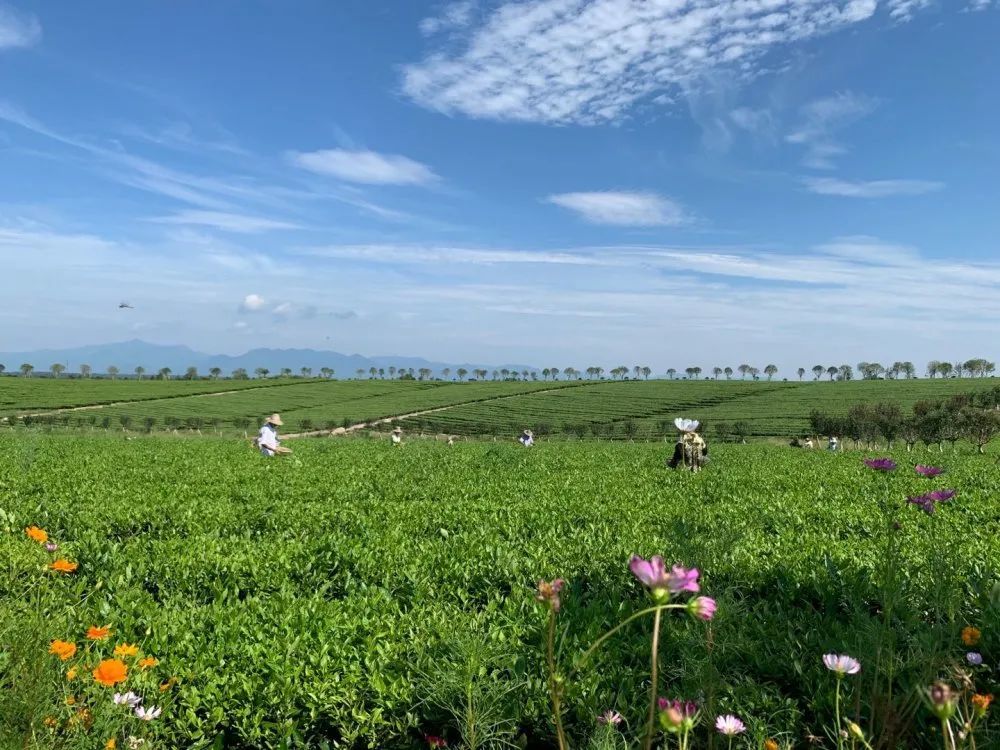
[134,705,162,721]
[127,738,146,749]
[674,418,700,432]
[113,691,142,707]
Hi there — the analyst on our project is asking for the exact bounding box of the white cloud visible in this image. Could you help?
[546,191,687,226]
[420,0,477,35]
[886,0,932,20]
[786,92,877,168]
[288,149,438,186]
[148,210,300,234]
[299,243,614,266]
[401,0,892,125]
[804,177,944,197]
[240,294,266,312]
[0,3,41,50]
[967,0,996,9]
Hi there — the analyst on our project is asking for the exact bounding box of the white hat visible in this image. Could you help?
[674,418,699,432]
[267,414,283,426]
[392,426,402,433]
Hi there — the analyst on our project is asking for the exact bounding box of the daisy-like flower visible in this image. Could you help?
[674,418,700,432]
[597,710,623,726]
[113,692,142,708]
[823,654,861,677]
[50,559,78,574]
[863,458,897,472]
[764,740,780,750]
[114,643,139,658]
[690,596,717,621]
[106,740,117,750]
[93,659,127,687]
[49,640,77,661]
[66,667,77,681]
[630,555,670,592]
[962,627,981,646]
[137,657,158,670]
[87,626,111,640]
[915,465,945,477]
[715,715,746,736]
[907,495,936,515]
[45,542,58,552]
[967,652,984,666]
[667,565,700,594]
[25,526,48,544]
[134,705,162,721]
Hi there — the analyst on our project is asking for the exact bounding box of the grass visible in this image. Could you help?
[2,434,997,748]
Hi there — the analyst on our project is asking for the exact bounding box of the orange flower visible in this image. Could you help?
[113,643,139,658]
[49,639,77,661]
[65,695,76,706]
[50,559,78,574]
[92,658,127,687]
[66,667,78,681]
[138,656,159,670]
[43,716,58,729]
[963,627,982,647]
[105,740,117,750]
[25,526,48,544]
[973,694,993,716]
[764,740,779,750]
[86,625,111,640]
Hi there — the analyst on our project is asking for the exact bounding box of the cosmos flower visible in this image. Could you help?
[915,465,945,477]
[597,710,623,726]
[134,705,162,721]
[113,692,142,708]
[863,458,897,472]
[715,715,746,736]
[823,654,861,677]
[690,596,717,621]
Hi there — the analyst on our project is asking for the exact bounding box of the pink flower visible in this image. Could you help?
[45,542,58,552]
[630,555,670,590]
[535,579,565,611]
[715,715,746,736]
[823,653,861,677]
[915,465,945,477]
[927,489,956,503]
[863,458,897,472]
[598,710,623,726]
[135,705,162,721]
[690,596,717,621]
[425,735,447,748]
[658,699,699,733]
[667,565,700,594]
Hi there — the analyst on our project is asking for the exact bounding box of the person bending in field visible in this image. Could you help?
[256,414,291,457]
[391,426,403,446]
[668,418,708,472]
[519,429,534,447]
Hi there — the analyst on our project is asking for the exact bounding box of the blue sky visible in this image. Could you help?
[2,0,999,373]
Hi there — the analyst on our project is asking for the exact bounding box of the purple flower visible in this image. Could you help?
[823,653,861,677]
[535,579,565,612]
[715,715,746,736]
[927,489,956,503]
[967,652,984,666]
[598,710,623,726]
[908,495,936,515]
[630,555,670,591]
[44,542,58,553]
[915,465,945,477]
[667,565,700,594]
[863,458,897,472]
[658,698,699,732]
[690,596,717,621]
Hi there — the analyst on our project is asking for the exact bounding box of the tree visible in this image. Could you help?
[158,367,172,380]
[368,367,377,379]
[764,364,778,381]
[457,368,468,380]
[210,367,222,380]
[692,366,702,379]
[51,363,65,378]
[926,361,940,379]
[442,368,451,380]
[712,367,723,380]
[301,367,312,378]
[838,364,854,381]
[378,368,384,379]
[551,367,561,380]
[0,364,5,375]
[812,365,824,381]
[641,366,651,380]
[723,367,733,380]
[107,366,120,380]
[732,420,750,444]
[542,368,551,380]
[826,366,838,381]
[749,366,760,380]
[134,366,145,380]
[961,407,1000,453]
[80,364,92,378]
[232,368,249,380]
[184,366,198,380]
[418,368,432,380]
[388,366,396,379]
[20,363,33,377]
[320,367,334,379]
[281,368,293,378]
[666,368,676,380]
[938,362,954,379]
[796,367,805,381]
[737,364,751,380]
[633,366,641,380]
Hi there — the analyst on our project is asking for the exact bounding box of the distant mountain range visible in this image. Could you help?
[0,340,537,378]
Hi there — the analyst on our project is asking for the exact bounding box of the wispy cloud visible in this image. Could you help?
[0,3,41,50]
[804,177,944,197]
[149,210,300,234]
[239,294,267,312]
[546,191,687,226]
[299,243,613,266]
[420,0,478,35]
[887,0,933,21]
[967,0,996,9]
[786,92,877,168]
[401,0,893,125]
[288,149,439,186]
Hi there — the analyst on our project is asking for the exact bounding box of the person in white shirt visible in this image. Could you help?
[391,426,403,445]
[828,436,839,452]
[256,414,290,457]
[518,429,534,447]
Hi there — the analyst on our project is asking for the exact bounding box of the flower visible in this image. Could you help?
[45,542,58,552]
[158,677,177,692]
[972,694,993,717]
[667,565,700,594]
[135,705,162,721]
[66,667,77,681]
[658,698,698,733]
[535,579,565,612]
[927,489,956,503]
[424,735,447,748]
[928,682,957,720]
[114,643,139,658]
[127,738,146,749]
[106,740,117,750]
[764,740,780,750]
[630,555,670,593]
[962,627,981,646]
[50,559,78,573]
[690,596,717,621]
[909,489,958,514]
[967,652,984,666]
[113,691,142,707]
[823,654,861,677]
[26,526,48,544]
[65,695,76,706]
[863,458,897,472]
[43,716,58,729]
[87,626,111,640]
[907,495,936,515]
[715,715,746,736]
[915,465,945,477]
[598,710,623,726]
[49,640,77,661]
[93,659,128,687]
[847,722,866,740]
[137,657,158,670]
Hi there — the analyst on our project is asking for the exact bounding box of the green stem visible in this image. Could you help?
[835,678,844,750]
[642,608,663,750]
[546,608,568,750]
[573,604,685,674]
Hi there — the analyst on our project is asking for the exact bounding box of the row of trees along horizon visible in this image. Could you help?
[0,359,995,382]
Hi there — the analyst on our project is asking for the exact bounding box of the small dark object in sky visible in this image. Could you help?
[119,302,134,309]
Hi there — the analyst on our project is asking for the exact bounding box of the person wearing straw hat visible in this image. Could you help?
[518,429,534,447]
[391,425,403,446]
[667,418,708,472]
[256,414,291,457]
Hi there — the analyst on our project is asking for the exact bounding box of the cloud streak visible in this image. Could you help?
[547,191,687,226]
[149,210,301,234]
[804,177,944,197]
[0,3,41,50]
[289,149,439,185]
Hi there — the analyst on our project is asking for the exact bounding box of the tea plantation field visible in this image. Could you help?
[2,434,998,749]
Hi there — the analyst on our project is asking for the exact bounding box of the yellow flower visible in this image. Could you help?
[106,740,117,750]
[68,707,92,729]
[159,676,178,692]
[25,526,48,544]
[87,625,111,640]
[973,694,993,717]
[66,667,78,681]
[43,716,58,729]
[50,558,78,574]
[65,695,76,706]
[49,639,77,661]
[764,741,779,750]
[92,658,127,687]
[114,643,139,658]
[963,626,982,647]
[138,656,159,670]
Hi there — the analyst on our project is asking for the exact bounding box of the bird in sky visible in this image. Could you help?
[118,302,134,309]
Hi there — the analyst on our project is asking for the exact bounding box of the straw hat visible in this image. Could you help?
[523,429,533,437]
[267,414,283,426]
[392,426,402,433]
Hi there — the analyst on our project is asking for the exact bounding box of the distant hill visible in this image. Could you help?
[0,339,537,378]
